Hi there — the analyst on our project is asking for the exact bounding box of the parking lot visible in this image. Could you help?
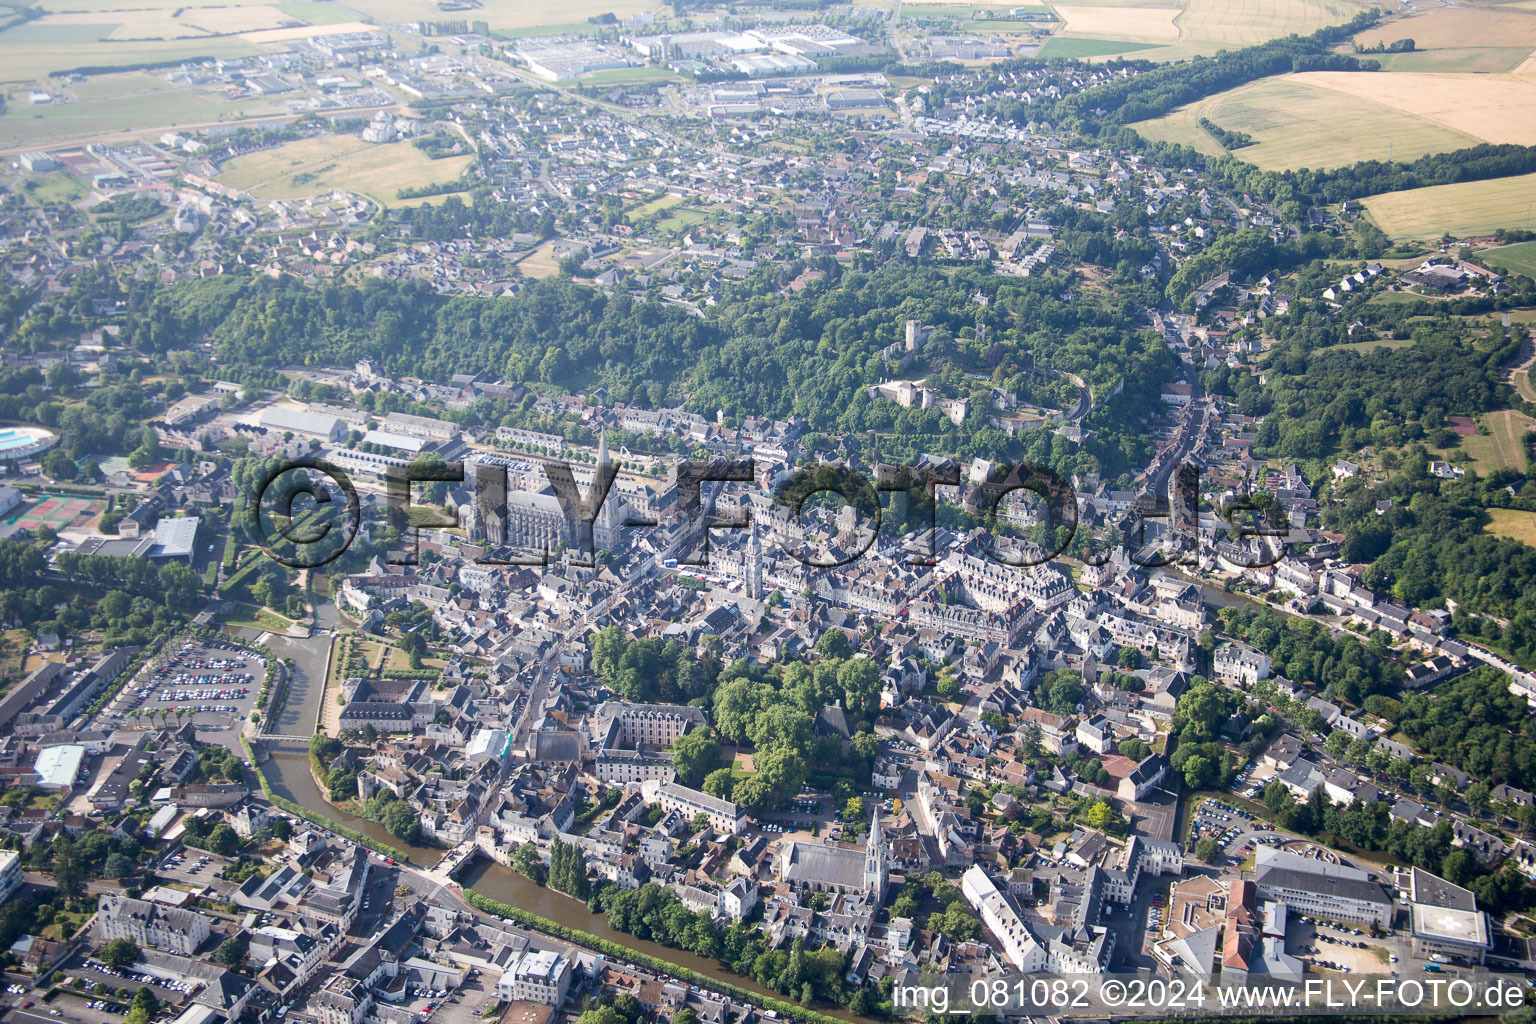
[97,639,262,734]
[399,965,498,1024]
[1287,915,1411,973]
[756,788,895,842]
[151,849,253,902]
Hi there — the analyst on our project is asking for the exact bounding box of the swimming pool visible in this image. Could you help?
[0,427,56,455]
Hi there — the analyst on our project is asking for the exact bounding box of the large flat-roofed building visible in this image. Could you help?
[362,428,429,454]
[33,744,85,789]
[382,411,460,441]
[69,516,199,563]
[1253,847,1392,927]
[825,88,885,110]
[1408,867,1491,964]
[260,406,347,442]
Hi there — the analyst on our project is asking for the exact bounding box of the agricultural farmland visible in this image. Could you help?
[1130,75,1479,168]
[1035,35,1160,57]
[1361,171,1536,240]
[1353,8,1536,52]
[1295,70,1536,147]
[1048,0,1371,61]
[216,135,472,207]
[1478,241,1536,281]
[1051,4,1181,41]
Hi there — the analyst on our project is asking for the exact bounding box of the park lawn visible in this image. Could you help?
[19,170,86,204]
[219,603,295,633]
[630,193,683,217]
[1131,74,1479,170]
[1478,240,1536,280]
[1485,507,1536,549]
[655,206,711,234]
[516,239,564,279]
[1332,336,1414,354]
[1483,410,1534,472]
[1443,410,1534,473]
[1362,171,1536,240]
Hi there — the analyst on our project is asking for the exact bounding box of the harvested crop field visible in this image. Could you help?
[1295,70,1536,146]
[1353,8,1536,51]
[1131,75,1479,169]
[1052,4,1180,40]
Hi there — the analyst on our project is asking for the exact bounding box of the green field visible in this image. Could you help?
[1363,171,1536,240]
[67,71,180,99]
[1035,35,1159,57]
[578,65,681,86]
[631,194,684,217]
[1332,336,1415,354]
[1477,240,1536,280]
[0,34,259,83]
[1049,0,1369,62]
[1369,47,1533,73]
[492,21,601,38]
[0,86,286,147]
[0,20,116,44]
[656,207,710,233]
[277,1,359,24]
[319,0,654,31]
[17,170,85,205]
[1452,410,1534,472]
[1131,75,1479,170]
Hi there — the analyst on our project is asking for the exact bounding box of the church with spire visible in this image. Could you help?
[592,427,624,554]
[774,806,890,902]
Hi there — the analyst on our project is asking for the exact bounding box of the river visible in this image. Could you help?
[456,857,863,1023]
[263,751,443,862]
[263,751,865,1022]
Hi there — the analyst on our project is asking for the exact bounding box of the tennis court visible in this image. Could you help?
[8,494,100,531]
